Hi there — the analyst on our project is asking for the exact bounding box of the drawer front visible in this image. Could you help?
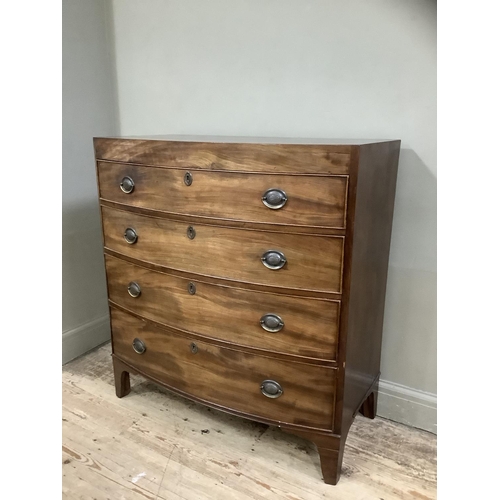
[111,308,335,429]
[98,162,348,229]
[105,255,340,360]
[101,207,344,293]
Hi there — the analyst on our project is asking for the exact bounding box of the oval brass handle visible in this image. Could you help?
[124,227,138,244]
[132,338,146,354]
[120,176,135,194]
[260,314,284,333]
[261,250,286,270]
[127,281,141,298]
[262,188,287,209]
[260,380,283,399]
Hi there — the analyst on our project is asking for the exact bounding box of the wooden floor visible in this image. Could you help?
[62,343,436,500]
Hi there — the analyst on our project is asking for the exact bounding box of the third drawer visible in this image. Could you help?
[105,255,340,360]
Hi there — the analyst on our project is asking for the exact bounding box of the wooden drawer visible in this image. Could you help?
[105,255,340,360]
[98,162,348,229]
[111,308,336,429]
[102,206,344,293]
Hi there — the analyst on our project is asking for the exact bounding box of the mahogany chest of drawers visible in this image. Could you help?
[94,136,400,485]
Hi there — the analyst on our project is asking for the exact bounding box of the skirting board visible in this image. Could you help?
[377,379,437,434]
[62,315,111,365]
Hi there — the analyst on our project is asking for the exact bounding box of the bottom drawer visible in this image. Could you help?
[111,308,336,429]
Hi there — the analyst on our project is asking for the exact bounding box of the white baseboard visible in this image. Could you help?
[377,379,437,434]
[62,315,111,365]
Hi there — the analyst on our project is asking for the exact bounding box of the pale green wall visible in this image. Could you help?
[62,0,117,363]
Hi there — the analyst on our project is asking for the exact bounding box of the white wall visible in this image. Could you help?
[62,0,117,363]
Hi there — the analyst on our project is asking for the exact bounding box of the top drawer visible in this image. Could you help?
[97,162,348,229]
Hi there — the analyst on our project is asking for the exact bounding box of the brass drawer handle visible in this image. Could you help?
[262,188,287,209]
[261,250,286,270]
[260,380,283,399]
[124,227,138,244]
[120,176,135,194]
[132,338,146,354]
[260,314,284,333]
[127,282,141,298]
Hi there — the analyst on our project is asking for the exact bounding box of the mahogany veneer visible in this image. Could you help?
[94,135,400,485]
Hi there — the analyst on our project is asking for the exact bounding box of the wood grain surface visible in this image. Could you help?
[94,138,351,174]
[93,136,403,487]
[111,308,336,429]
[105,255,340,360]
[62,343,437,499]
[335,141,400,440]
[101,206,344,293]
[97,161,348,228]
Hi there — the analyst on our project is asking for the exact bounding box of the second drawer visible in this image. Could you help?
[101,206,344,293]
[105,255,340,360]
